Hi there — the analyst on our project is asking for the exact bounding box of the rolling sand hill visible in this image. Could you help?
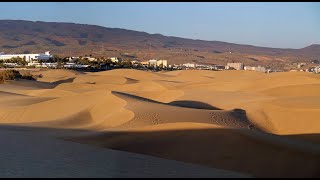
[0,68,320,177]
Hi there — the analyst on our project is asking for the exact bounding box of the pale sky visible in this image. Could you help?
[0,2,319,49]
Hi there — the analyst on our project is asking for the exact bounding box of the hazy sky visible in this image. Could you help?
[0,2,319,49]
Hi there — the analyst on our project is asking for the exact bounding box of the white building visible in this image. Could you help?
[244,66,256,71]
[27,62,58,68]
[255,66,266,73]
[64,63,76,68]
[0,51,52,62]
[213,65,226,70]
[148,59,158,67]
[147,59,168,68]
[226,63,244,70]
[244,65,267,73]
[110,57,120,63]
[156,60,168,68]
[3,63,19,67]
[63,63,89,69]
[183,63,195,68]
[315,66,320,73]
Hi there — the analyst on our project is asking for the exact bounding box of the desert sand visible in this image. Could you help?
[0,68,320,177]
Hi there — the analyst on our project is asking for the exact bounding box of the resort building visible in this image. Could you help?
[0,51,52,62]
[156,60,168,68]
[110,57,120,63]
[140,61,149,67]
[244,65,267,73]
[244,66,256,71]
[213,65,226,70]
[226,63,244,70]
[148,59,158,67]
[255,66,267,73]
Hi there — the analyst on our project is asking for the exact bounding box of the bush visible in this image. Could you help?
[5,57,27,66]
[0,70,22,81]
[0,70,36,83]
[21,72,37,80]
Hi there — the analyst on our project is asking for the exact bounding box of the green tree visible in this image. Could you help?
[50,55,61,62]
[79,58,90,65]
[6,57,27,66]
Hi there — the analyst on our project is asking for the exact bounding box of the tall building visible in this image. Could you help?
[156,60,168,68]
[148,59,158,67]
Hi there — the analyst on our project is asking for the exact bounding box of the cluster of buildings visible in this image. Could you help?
[307,66,320,73]
[286,61,320,74]
[26,62,90,69]
[27,62,58,68]
[0,51,53,68]
[0,51,170,70]
[172,62,277,73]
[63,63,90,69]
[174,62,244,71]
[2,51,319,74]
[177,63,226,70]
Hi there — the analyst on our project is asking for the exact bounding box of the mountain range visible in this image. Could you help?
[0,20,319,69]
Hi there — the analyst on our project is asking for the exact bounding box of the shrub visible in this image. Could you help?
[0,70,22,81]
[0,70,36,83]
[21,72,37,80]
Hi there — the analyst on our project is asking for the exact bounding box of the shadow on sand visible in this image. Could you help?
[168,100,222,110]
[52,77,76,86]
[0,124,319,178]
[112,91,222,110]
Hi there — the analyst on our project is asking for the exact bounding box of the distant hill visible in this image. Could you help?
[0,20,319,68]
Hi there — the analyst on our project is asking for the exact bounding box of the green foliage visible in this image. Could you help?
[81,58,90,64]
[5,57,27,66]
[49,54,62,62]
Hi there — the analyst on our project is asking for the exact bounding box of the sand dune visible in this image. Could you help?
[1,69,320,177]
[31,69,83,83]
[69,122,320,178]
[111,91,253,130]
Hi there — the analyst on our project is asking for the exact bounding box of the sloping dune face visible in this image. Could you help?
[1,69,320,177]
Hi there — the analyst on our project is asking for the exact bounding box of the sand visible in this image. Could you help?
[0,69,320,177]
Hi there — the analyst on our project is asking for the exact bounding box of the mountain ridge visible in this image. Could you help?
[0,20,319,68]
